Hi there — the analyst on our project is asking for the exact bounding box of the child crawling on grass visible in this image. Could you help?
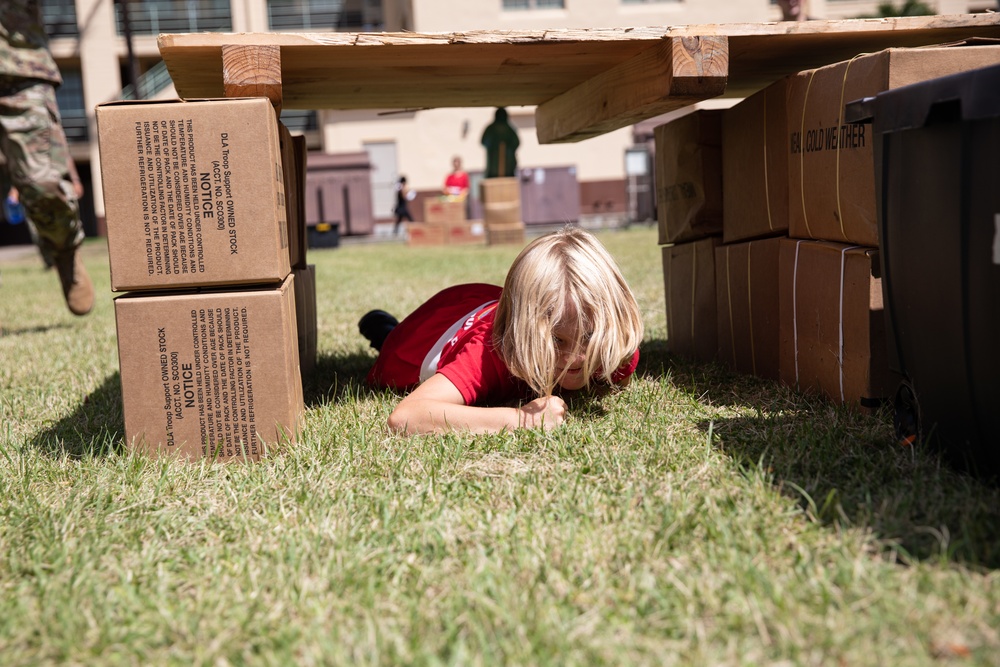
[359,226,644,435]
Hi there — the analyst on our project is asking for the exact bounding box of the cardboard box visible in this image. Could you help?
[722,79,789,244]
[788,43,1000,246]
[279,122,308,270]
[423,198,467,224]
[483,201,521,226]
[407,223,447,246]
[778,239,899,408]
[445,221,486,245]
[714,237,783,380]
[480,177,520,204]
[661,236,721,363]
[114,275,304,461]
[97,97,290,291]
[292,134,308,262]
[293,265,317,378]
[655,109,723,245]
[486,222,526,246]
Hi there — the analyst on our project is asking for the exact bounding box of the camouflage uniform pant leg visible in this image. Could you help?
[0,76,84,255]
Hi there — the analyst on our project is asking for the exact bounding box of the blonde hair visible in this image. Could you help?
[493,226,644,396]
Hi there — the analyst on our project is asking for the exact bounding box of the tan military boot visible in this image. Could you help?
[54,247,94,316]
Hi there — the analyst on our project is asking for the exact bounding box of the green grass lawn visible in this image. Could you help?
[1,226,998,666]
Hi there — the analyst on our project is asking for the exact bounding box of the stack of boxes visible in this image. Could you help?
[657,42,1000,409]
[407,178,526,247]
[655,110,723,365]
[408,195,484,246]
[481,177,526,245]
[97,97,316,461]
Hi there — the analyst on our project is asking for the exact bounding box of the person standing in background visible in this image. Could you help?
[481,108,520,179]
[443,156,469,197]
[393,175,414,236]
[0,0,93,315]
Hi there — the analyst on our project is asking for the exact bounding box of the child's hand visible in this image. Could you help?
[519,396,568,430]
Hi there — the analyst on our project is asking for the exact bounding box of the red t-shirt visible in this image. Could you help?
[367,283,640,405]
[444,171,470,195]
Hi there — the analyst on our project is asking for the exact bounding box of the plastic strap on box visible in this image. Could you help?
[763,96,774,232]
[720,242,755,374]
[792,240,802,388]
[798,73,817,240]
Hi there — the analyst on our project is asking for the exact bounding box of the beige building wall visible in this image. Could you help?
[322,106,642,192]
[321,0,778,203]
[414,0,772,33]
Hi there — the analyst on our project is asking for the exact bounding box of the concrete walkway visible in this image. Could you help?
[0,244,36,262]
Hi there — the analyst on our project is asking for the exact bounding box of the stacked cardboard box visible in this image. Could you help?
[661,236,719,363]
[406,223,447,247]
[721,80,789,245]
[655,109,723,246]
[777,240,896,407]
[97,97,309,460]
[423,197,466,224]
[714,237,782,380]
[280,122,309,270]
[409,195,483,246]
[655,43,999,409]
[788,42,1000,247]
[481,177,525,245]
[713,83,788,380]
[655,109,723,363]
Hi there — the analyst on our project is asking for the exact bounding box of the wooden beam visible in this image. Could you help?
[535,36,728,144]
[221,44,283,113]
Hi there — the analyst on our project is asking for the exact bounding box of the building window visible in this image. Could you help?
[55,69,88,143]
[502,0,566,10]
[268,0,384,31]
[115,0,232,36]
[41,0,79,38]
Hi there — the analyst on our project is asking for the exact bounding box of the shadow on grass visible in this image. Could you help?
[0,322,73,338]
[680,374,1000,569]
[303,350,382,407]
[30,373,125,458]
[708,408,1000,570]
[27,351,377,458]
[636,338,791,409]
[638,339,1000,568]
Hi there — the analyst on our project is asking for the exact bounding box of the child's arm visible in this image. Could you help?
[388,373,567,435]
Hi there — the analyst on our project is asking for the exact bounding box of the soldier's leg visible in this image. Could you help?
[0,79,84,252]
[0,143,49,269]
[0,78,92,315]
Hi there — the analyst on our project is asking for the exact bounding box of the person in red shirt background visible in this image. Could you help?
[359,226,644,435]
[443,156,470,197]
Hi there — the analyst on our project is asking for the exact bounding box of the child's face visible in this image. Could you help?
[552,306,590,391]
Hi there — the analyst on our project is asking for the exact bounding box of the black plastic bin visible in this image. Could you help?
[307,222,340,249]
[847,64,1000,476]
